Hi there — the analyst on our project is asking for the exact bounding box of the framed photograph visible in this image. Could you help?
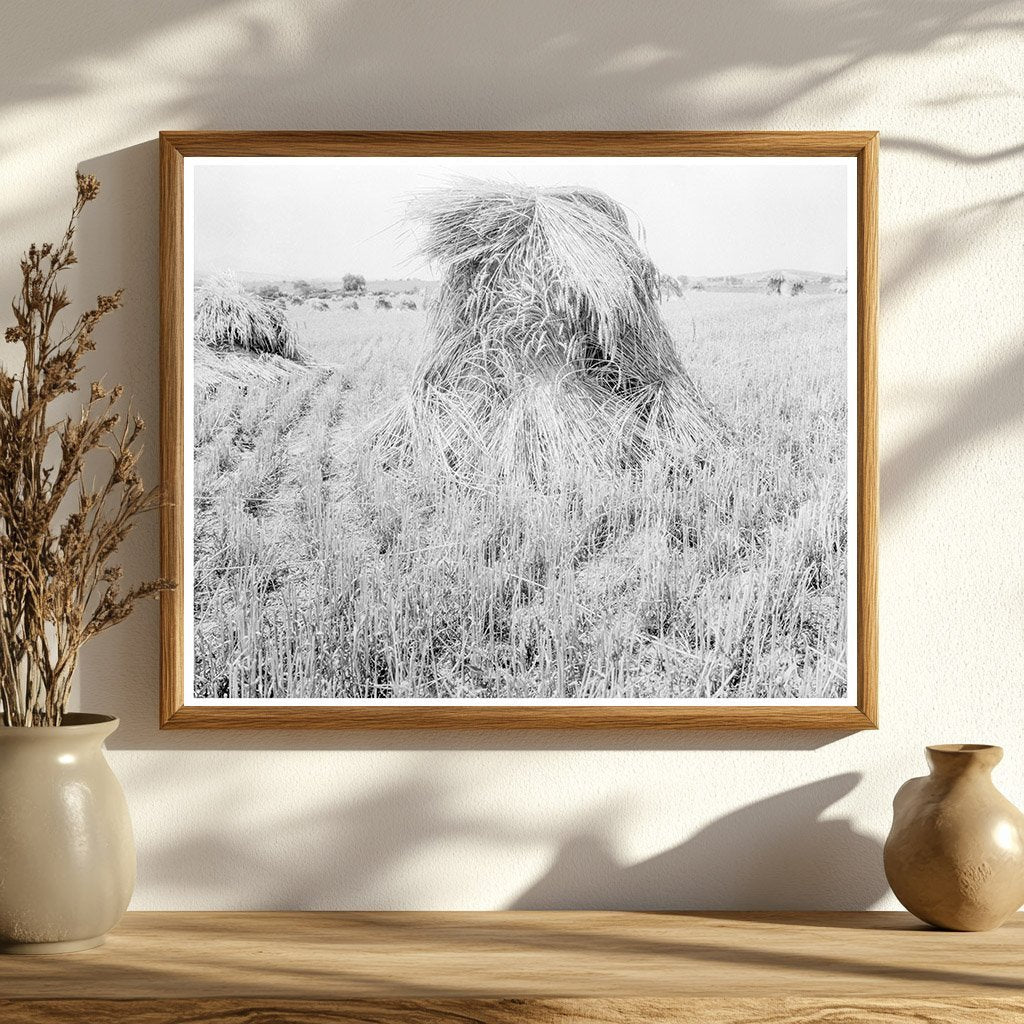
[159,131,877,729]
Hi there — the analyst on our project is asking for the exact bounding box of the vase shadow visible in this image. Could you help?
[512,773,888,911]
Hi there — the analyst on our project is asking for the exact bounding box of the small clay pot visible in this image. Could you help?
[884,744,1024,931]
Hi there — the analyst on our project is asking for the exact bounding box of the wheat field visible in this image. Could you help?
[192,290,848,701]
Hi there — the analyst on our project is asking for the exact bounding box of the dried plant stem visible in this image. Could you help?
[0,173,172,726]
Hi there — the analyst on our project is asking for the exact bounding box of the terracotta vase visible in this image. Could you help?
[0,714,135,953]
[884,744,1024,931]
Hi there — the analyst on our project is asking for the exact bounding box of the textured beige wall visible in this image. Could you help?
[1,0,1021,909]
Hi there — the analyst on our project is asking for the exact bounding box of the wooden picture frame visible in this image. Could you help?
[160,131,877,730]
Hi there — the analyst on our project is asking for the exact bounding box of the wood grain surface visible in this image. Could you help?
[4,997,1024,1024]
[1,911,1020,1023]
[2,911,1021,997]
[159,130,879,731]
[160,130,879,158]
[159,133,185,731]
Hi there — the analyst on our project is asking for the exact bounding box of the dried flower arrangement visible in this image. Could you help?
[0,174,170,726]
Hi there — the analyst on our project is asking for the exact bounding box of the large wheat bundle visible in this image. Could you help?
[193,340,315,392]
[375,182,723,481]
[194,274,302,361]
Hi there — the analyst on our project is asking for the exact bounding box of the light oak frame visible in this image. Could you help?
[160,131,878,730]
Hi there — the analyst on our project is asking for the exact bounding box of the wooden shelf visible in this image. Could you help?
[1,911,1022,1022]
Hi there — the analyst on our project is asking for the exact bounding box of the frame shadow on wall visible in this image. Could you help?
[74,138,863,754]
[74,131,1024,753]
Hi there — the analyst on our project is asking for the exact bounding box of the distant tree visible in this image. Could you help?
[256,284,282,301]
[725,276,741,288]
[676,274,689,290]
[293,279,312,299]
[657,272,683,301]
[342,273,366,295]
[766,275,804,298]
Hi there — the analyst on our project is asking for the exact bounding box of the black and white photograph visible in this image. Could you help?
[181,152,859,709]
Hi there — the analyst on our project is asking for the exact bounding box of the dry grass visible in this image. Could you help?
[0,174,169,725]
[194,274,302,360]
[192,289,848,701]
[374,184,724,483]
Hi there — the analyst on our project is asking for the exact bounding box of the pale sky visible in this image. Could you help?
[191,156,852,281]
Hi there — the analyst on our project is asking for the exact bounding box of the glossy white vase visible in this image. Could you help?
[0,713,135,953]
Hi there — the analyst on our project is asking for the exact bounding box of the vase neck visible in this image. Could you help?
[0,714,119,750]
[926,743,1002,780]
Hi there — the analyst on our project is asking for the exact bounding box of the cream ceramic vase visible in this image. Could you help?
[884,744,1024,931]
[0,714,135,953]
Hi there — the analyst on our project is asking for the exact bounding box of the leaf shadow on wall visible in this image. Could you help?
[883,191,1023,312]
[1,0,1019,247]
[4,1,1017,126]
[882,335,1024,510]
[129,758,886,911]
[511,773,887,910]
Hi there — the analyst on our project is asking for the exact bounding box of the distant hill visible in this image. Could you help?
[364,279,434,294]
[195,269,437,292]
[680,269,842,284]
[673,269,846,293]
[731,269,837,282]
